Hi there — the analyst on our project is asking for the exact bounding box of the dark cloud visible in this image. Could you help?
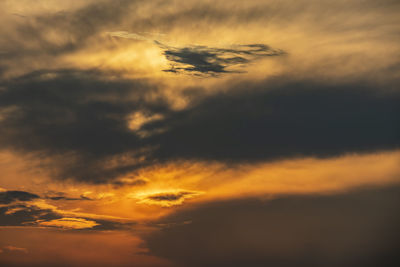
[0,69,168,182]
[0,202,128,231]
[161,43,284,75]
[0,191,39,204]
[108,32,284,75]
[0,189,130,230]
[0,189,90,203]
[46,195,92,201]
[147,79,400,163]
[0,69,399,182]
[138,191,201,207]
[144,185,400,267]
[43,190,93,201]
[147,192,196,202]
[0,204,61,227]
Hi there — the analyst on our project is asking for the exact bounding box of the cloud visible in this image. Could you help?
[0,69,168,182]
[136,190,202,207]
[0,190,39,204]
[0,188,131,231]
[0,204,62,227]
[111,177,148,188]
[146,78,400,163]
[0,246,28,254]
[144,185,400,266]
[161,43,284,75]
[0,0,399,184]
[1,0,399,80]
[46,195,92,201]
[107,30,284,75]
[0,69,399,183]
[0,203,129,231]
[0,0,144,79]
[37,218,99,230]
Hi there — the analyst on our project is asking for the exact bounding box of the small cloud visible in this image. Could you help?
[136,190,202,207]
[38,217,100,230]
[126,111,165,138]
[44,190,94,201]
[1,246,28,254]
[45,194,93,201]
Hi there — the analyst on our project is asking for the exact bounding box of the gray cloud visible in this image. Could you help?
[146,78,400,163]
[144,185,400,267]
[0,69,168,182]
[0,204,61,227]
[0,0,399,183]
[0,189,129,231]
[0,70,399,182]
[161,43,284,75]
[0,191,39,204]
[46,195,92,201]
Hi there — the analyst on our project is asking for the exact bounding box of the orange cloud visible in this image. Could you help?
[37,218,99,230]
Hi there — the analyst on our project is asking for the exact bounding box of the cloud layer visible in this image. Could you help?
[0,189,128,230]
[0,70,398,182]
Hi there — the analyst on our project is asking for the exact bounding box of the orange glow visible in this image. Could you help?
[1,1,399,266]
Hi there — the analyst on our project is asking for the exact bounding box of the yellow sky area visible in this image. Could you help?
[1,149,399,221]
[61,23,396,81]
[55,22,400,116]
[0,227,172,267]
[123,150,400,204]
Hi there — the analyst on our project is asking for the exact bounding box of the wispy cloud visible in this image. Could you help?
[107,31,285,75]
[38,218,99,230]
[0,188,132,231]
[135,190,202,207]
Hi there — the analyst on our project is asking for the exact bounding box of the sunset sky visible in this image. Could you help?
[0,1,399,266]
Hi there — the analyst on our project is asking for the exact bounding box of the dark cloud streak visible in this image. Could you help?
[147,192,196,202]
[161,43,284,75]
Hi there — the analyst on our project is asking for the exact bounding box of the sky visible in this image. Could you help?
[0,0,399,266]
